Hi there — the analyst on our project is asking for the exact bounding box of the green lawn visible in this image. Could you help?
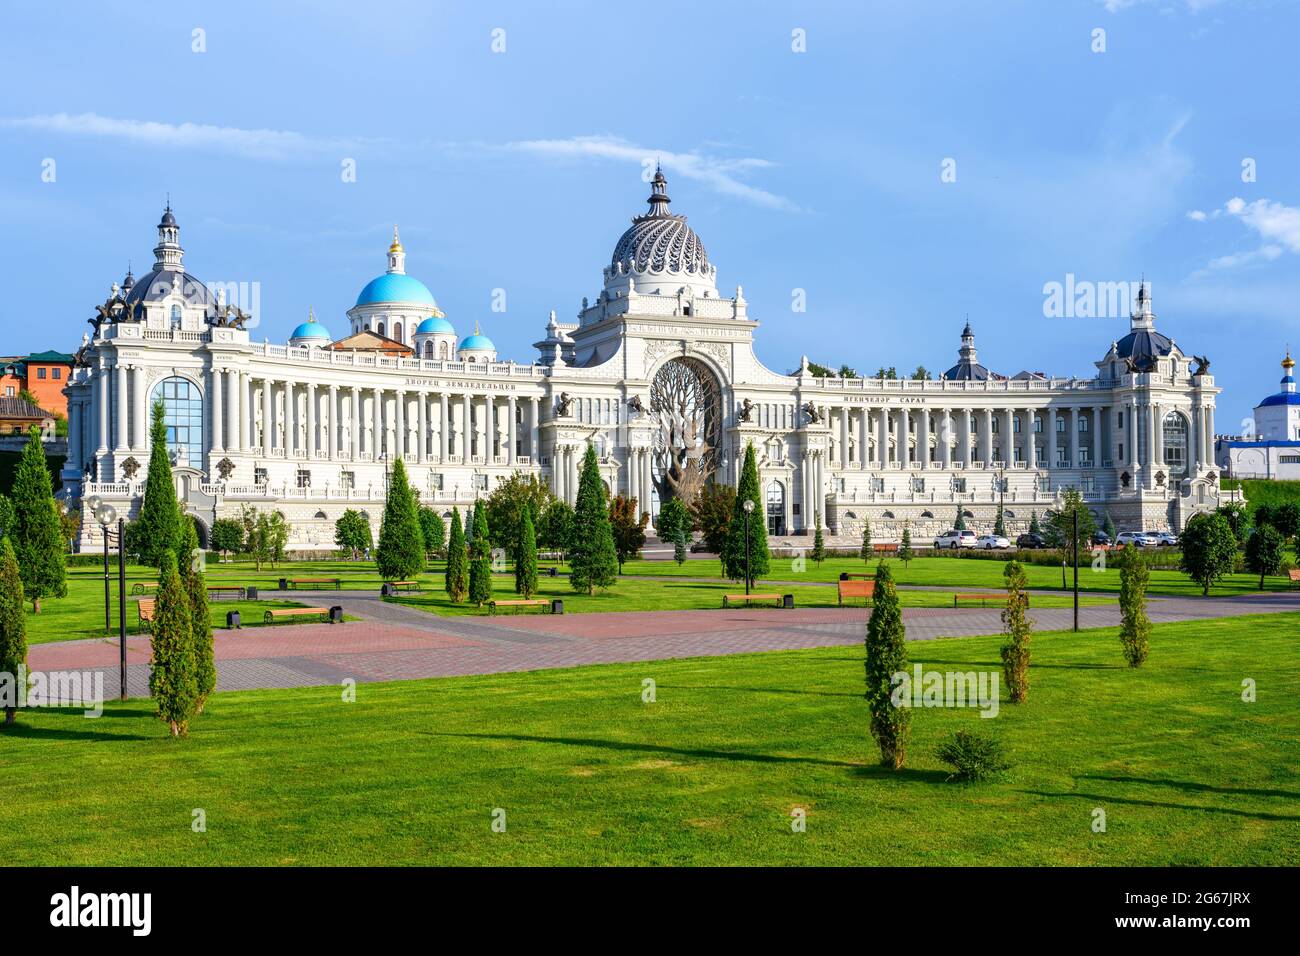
[392,572,1113,617]
[2,613,1295,865]
[622,554,1298,597]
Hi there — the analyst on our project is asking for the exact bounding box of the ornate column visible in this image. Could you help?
[239,373,251,453]
[1205,405,1215,467]
[260,378,272,455]
[418,391,428,463]
[113,363,129,453]
[224,369,240,454]
[439,393,450,462]
[628,448,638,503]
[858,408,869,471]
[959,409,971,466]
[1002,408,1014,465]
[918,409,930,469]
[1047,407,1058,469]
[980,409,993,463]
[839,407,849,468]
[283,381,296,457]
[939,408,952,467]
[351,387,361,462]
[328,385,339,460]
[132,366,148,452]
[876,407,888,467]
[801,451,812,530]
[462,392,472,460]
[507,396,517,465]
[372,387,384,459]
[530,397,540,459]
[306,384,317,458]
[209,366,224,454]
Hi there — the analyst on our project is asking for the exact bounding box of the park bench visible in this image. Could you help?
[383,580,421,594]
[207,585,247,601]
[838,579,876,606]
[872,543,899,555]
[953,592,1028,608]
[722,593,782,608]
[282,577,341,590]
[263,607,332,625]
[136,598,156,630]
[488,599,550,615]
[131,582,158,595]
[1289,569,1300,587]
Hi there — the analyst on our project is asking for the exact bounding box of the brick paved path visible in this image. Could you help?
[28,589,1300,697]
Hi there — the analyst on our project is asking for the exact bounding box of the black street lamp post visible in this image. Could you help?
[117,516,127,700]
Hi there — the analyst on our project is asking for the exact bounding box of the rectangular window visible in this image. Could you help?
[953,478,967,494]
[911,477,925,493]
[254,467,268,486]
[870,477,885,493]
[1037,476,1050,492]
[1080,476,1095,494]
[1056,418,1066,432]
[1057,447,1068,464]
[1118,443,1125,462]
[1117,411,1124,430]
[429,472,444,490]
[1080,417,1089,431]
[296,469,311,489]
[53,368,61,380]
[1280,455,1300,464]
[1033,418,1042,433]
[37,367,47,379]
[340,471,355,491]
[474,474,488,491]
[1013,418,1021,433]
[3,386,12,397]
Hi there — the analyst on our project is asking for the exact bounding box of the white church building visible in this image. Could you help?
[64,172,1231,551]
[1216,352,1300,480]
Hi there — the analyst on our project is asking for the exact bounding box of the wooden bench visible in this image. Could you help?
[283,577,341,590]
[384,580,421,594]
[207,585,247,601]
[263,607,331,625]
[722,593,782,608]
[136,598,156,630]
[872,543,899,555]
[131,582,158,596]
[1289,569,1300,587]
[488,599,550,615]
[953,592,1028,608]
[838,579,876,606]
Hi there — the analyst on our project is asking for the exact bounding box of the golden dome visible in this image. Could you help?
[388,224,403,255]
[1284,350,1295,371]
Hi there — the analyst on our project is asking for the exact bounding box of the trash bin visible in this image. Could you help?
[329,606,343,624]
[246,587,258,601]
[278,577,288,591]
[839,572,849,581]
[550,599,564,615]
[381,583,394,597]
[782,594,795,609]
[226,610,241,629]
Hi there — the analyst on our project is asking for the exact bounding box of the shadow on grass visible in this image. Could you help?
[0,721,152,742]
[1077,773,1300,801]
[657,682,861,699]
[428,731,863,769]
[913,657,1124,671]
[852,764,951,785]
[1018,789,1300,822]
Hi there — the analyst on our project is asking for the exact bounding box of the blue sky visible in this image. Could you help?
[1,0,1296,430]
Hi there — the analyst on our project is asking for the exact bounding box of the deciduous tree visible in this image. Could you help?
[609,494,648,573]
[1179,511,1237,595]
[334,509,372,560]
[1245,524,1285,590]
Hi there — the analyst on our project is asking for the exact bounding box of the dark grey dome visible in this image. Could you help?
[1114,329,1173,368]
[942,359,993,381]
[159,207,177,228]
[124,268,216,307]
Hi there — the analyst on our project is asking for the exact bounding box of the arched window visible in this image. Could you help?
[766,480,785,536]
[170,304,182,329]
[393,322,403,343]
[151,376,203,468]
[1162,411,1189,479]
[376,322,385,338]
[424,341,433,358]
[440,341,450,360]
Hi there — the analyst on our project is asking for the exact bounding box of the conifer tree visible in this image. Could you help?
[376,457,424,580]
[1103,512,1117,540]
[0,537,27,724]
[149,553,199,737]
[673,526,688,565]
[954,506,966,531]
[860,518,873,563]
[898,524,914,567]
[993,504,1006,537]
[864,561,909,769]
[515,507,539,599]
[1029,511,1040,535]
[569,444,618,594]
[444,508,469,603]
[811,513,826,566]
[419,507,447,559]
[11,428,66,613]
[469,501,493,607]
[1000,559,1033,702]
[181,521,216,710]
[721,443,770,587]
[1117,544,1151,667]
[135,401,184,569]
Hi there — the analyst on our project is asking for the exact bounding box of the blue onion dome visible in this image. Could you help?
[459,332,495,351]
[290,308,331,342]
[355,272,437,307]
[416,315,455,335]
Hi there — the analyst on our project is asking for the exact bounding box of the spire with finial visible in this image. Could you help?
[386,224,406,274]
[154,200,183,270]
[645,164,672,217]
[1282,348,1296,396]
[1131,277,1155,330]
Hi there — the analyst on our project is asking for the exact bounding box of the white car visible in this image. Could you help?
[934,530,978,550]
[1151,531,1178,547]
[1115,531,1158,548]
[977,534,1011,549]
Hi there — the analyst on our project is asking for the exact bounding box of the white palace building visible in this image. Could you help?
[64,173,1231,551]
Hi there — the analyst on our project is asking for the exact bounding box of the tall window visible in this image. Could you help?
[151,376,204,468]
[766,480,785,536]
[170,304,182,329]
[1162,411,1189,479]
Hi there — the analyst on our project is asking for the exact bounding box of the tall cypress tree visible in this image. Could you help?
[444,508,469,603]
[859,518,873,563]
[376,457,424,580]
[864,560,909,769]
[149,553,199,737]
[181,520,216,710]
[515,507,539,599]
[1117,544,1151,667]
[136,401,184,569]
[721,442,770,587]
[1000,559,1032,702]
[469,501,493,607]
[11,429,66,613]
[569,444,618,595]
[0,537,27,724]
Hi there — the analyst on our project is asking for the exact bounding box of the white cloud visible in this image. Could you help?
[1186,209,1207,221]
[504,135,797,212]
[1103,0,1226,12]
[1189,196,1300,276]
[0,112,371,162]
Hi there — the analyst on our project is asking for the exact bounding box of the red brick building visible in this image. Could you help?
[0,350,75,418]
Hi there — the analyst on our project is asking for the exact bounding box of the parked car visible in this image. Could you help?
[1115,531,1158,548]
[1091,531,1112,547]
[1152,531,1178,546]
[934,529,978,550]
[1016,532,1047,549]
[977,534,1011,549]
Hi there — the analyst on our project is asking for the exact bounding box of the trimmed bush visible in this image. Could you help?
[936,731,1011,783]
